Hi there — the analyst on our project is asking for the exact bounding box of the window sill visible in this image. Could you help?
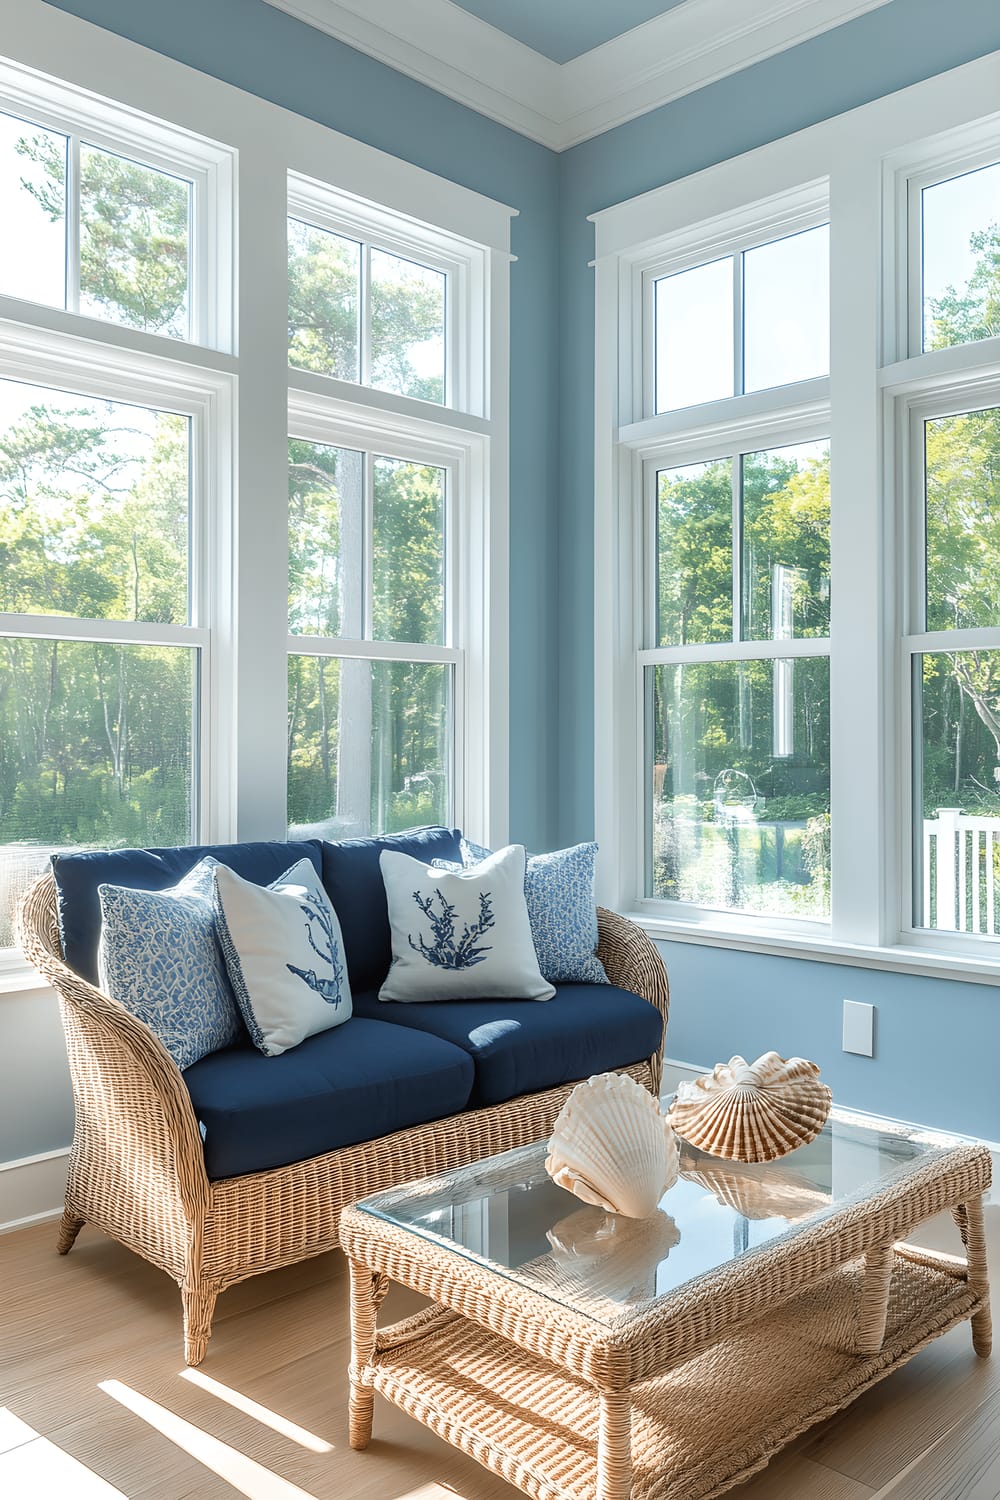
[0,957,50,996]
[629,913,1000,987]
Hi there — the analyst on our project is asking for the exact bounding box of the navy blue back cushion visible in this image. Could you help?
[52,841,323,985]
[321,825,462,991]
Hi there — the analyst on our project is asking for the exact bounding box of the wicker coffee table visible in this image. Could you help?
[339,1109,991,1500]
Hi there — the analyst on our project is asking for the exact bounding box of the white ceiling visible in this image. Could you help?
[264,0,895,151]
[447,0,692,65]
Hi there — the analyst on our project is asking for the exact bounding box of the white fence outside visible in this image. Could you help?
[923,808,1000,935]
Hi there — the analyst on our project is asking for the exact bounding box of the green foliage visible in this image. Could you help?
[287,222,445,402]
[16,132,189,335]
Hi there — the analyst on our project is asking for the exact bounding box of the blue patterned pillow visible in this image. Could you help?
[435,840,609,985]
[97,857,243,1071]
[523,843,608,985]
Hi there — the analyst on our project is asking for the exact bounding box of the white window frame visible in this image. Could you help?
[594,49,1000,985]
[0,52,235,352]
[0,0,512,989]
[286,389,492,836]
[0,320,236,983]
[288,172,488,418]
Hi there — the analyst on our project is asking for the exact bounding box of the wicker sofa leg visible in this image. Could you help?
[56,1206,85,1255]
[182,1282,219,1366]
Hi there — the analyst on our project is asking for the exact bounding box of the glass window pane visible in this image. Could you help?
[0,380,190,623]
[287,218,361,380]
[373,457,445,646]
[742,441,830,641]
[0,112,66,309]
[743,225,829,392]
[0,639,196,945]
[288,440,364,638]
[370,248,446,404]
[925,408,1000,631]
[287,655,451,839]
[655,257,734,413]
[649,657,830,918]
[656,458,733,646]
[914,651,1000,934]
[922,162,1000,352]
[79,144,191,339]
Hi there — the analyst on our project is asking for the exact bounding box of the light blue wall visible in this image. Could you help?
[45,0,563,855]
[558,0,1000,1140]
[32,0,1000,1145]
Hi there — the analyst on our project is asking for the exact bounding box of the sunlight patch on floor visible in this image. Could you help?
[180,1368,334,1453]
[99,1380,319,1499]
[0,1410,126,1496]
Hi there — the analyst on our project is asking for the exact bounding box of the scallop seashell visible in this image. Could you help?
[545,1072,679,1218]
[667,1052,832,1164]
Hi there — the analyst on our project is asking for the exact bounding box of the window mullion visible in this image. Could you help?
[828,155,887,948]
[360,243,371,388]
[732,450,743,643]
[66,133,81,315]
[733,251,744,398]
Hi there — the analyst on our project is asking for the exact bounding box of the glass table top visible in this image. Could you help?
[356,1112,963,1327]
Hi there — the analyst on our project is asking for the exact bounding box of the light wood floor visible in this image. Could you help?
[1,1202,998,1500]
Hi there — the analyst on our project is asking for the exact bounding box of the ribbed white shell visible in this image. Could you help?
[667,1052,832,1164]
[544,1071,679,1218]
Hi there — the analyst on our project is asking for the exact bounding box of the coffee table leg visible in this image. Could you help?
[857,1243,894,1354]
[597,1390,632,1500]
[349,1260,388,1449]
[954,1197,992,1358]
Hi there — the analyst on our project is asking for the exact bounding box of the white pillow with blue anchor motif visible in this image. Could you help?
[213,858,352,1056]
[97,856,243,1072]
[379,844,555,1003]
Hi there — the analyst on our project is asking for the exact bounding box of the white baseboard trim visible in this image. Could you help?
[0,1147,69,1234]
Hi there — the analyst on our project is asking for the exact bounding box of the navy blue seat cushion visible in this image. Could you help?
[183,1017,474,1180]
[52,840,323,986]
[321,825,462,992]
[351,983,664,1108]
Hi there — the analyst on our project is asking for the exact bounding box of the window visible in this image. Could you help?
[282,171,501,846]
[286,436,456,837]
[594,55,1000,977]
[0,28,511,972]
[637,211,831,927]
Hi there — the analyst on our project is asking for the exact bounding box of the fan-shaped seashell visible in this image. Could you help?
[545,1072,679,1218]
[667,1052,832,1164]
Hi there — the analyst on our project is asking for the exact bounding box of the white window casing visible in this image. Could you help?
[0,0,513,985]
[594,50,1000,984]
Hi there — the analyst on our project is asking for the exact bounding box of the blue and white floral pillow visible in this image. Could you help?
[435,841,609,985]
[97,856,243,1071]
[213,857,352,1056]
[379,844,555,1003]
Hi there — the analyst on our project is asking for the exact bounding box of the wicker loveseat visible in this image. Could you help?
[17,827,669,1366]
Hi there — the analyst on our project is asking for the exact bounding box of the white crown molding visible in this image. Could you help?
[262,0,894,151]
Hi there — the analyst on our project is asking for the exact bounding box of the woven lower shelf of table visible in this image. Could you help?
[366,1258,979,1500]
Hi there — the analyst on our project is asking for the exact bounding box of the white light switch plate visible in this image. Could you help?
[843,999,874,1057]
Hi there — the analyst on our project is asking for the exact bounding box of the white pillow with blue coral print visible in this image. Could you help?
[379,844,555,1003]
[213,858,352,1056]
[434,841,609,985]
[97,856,243,1072]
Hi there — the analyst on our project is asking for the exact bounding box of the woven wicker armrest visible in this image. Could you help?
[16,873,210,1236]
[596,907,670,1073]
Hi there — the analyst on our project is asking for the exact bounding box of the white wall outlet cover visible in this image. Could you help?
[843,999,875,1057]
